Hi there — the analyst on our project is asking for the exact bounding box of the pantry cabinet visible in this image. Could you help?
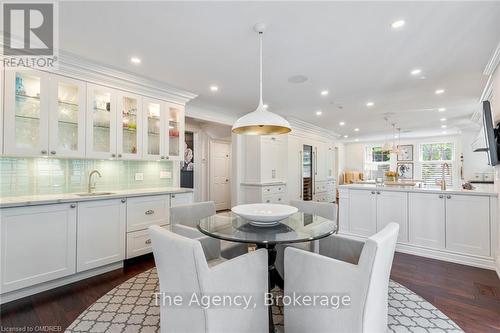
[77,199,126,272]
[0,203,77,293]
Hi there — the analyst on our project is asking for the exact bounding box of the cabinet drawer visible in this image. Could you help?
[170,192,194,207]
[126,227,166,259]
[262,185,286,195]
[127,195,170,232]
[315,181,328,193]
[263,194,285,204]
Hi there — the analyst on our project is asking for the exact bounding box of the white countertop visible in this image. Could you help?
[0,187,194,208]
[338,183,498,197]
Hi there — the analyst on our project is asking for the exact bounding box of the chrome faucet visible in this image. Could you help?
[440,163,450,191]
[88,170,102,193]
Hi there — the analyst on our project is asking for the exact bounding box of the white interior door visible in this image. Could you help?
[210,140,231,211]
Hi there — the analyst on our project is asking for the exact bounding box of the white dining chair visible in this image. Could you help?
[284,223,399,333]
[149,225,269,333]
[170,201,248,259]
[275,200,336,276]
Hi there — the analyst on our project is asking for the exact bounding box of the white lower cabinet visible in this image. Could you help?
[127,195,170,232]
[0,203,77,293]
[445,194,490,256]
[126,229,157,259]
[170,192,194,207]
[349,189,377,236]
[77,199,126,272]
[408,192,446,249]
[376,190,408,243]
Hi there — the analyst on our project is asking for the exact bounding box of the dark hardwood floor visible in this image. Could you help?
[1,252,499,332]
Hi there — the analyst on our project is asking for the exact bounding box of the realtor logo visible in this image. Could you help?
[2,1,58,69]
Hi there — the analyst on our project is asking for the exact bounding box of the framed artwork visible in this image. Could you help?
[397,145,413,161]
[397,162,414,179]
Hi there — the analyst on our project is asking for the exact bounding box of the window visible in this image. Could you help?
[370,146,391,163]
[419,142,454,186]
[364,146,391,179]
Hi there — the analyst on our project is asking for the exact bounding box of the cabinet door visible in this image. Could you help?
[315,143,328,181]
[48,75,86,158]
[0,203,77,293]
[261,136,285,182]
[326,146,335,179]
[86,84,117,159]
[376,190,408,242]
[77,199,126,272]
[143,98,167,160]
[349,189,377,236]
[408,192,445,249]
[166,103,184,160]
[445,194,490,256]
[117,91,142,160]
[287,136,302,201]
[170,192,194,207]
[4,69,50,157]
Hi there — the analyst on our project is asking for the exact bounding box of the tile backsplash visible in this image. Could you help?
[0,158,174,197]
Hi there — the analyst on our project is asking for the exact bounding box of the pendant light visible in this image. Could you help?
[232,23,292,135]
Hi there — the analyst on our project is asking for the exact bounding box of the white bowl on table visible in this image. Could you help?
[231,203,298,227]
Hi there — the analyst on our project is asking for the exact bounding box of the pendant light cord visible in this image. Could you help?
[259,31,263,106]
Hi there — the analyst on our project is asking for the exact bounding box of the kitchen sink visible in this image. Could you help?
[76,192,115,197]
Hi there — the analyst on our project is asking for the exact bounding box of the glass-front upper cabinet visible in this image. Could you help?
[4,69,50,156]
[117,92,142,160]
[167,103,184,160]
[48,75,86,158]
[86,83,117,159]
[143,97,166,160]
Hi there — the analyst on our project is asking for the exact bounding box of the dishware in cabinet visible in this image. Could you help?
[117,91,142,159]
[48,75,86,158]
[86,83,117,159]
[166,103,184,160]
[143,97,167,160]
[4,69,50,156]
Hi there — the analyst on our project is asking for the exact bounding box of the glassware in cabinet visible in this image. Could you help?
[4,70,49,156]
[117,92,142,159]
[142,98,164,160]
[167,104,184,159]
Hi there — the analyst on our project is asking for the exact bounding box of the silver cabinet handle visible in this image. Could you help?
[266,199,270,203]
[41,150,47,154]
[278,198,282,201]
[118,154,122,158]
[166,156,170,160]
[50,150,56,155]
[145,239,151,245]
[111,153,116,158]
[171,194,176,198]
[160,156,165,160]
[70,203,76,208]
[446,195,451,199]
[145,209,155,215]
[121,198,126,203]
[371,191,376,194]
[376,191,381,195]
[438,194,444,199]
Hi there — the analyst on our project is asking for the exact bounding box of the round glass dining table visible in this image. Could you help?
[198,211,337,333]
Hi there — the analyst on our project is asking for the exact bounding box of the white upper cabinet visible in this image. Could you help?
[86,83,117,159]
[48,75,86,158]
[166,103,184,160]
[445,194,490,256]
[4,69,50,156]
[143,98,166,160]
[117,91,142,160]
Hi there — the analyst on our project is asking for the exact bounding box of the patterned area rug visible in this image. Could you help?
[66,268,463,333]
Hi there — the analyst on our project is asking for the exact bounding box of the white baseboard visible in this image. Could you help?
[0,262,123,305]
[339,232,497,271]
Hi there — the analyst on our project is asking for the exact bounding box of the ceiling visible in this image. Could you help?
[59,1,500,140]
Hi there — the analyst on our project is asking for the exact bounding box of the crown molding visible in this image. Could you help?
[287,117,340,141]
[484,41,500,76]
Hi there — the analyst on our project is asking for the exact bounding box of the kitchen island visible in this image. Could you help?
[338,184,498,271]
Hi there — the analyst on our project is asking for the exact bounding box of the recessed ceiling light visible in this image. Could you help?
[440,118,447,122]
[210,85,219,92]
[442,131,447,134]
[411,69,421,75]
[321,90,329,96]
[339,121,345,126]
[355,138,359,142]
[263,104,268,109]
[343,135,349,138]
[435,89,445,95]
[391,20,405,29]
[315,110,322,116]
[441,125,447,129]
[366,102,374,107]
[130,57,141,64]
[354,128,360,132]
[438,108,446,112]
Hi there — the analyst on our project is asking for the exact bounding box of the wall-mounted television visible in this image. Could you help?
[478,101,499,166]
